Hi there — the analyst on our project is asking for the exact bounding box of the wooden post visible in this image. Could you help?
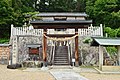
[99,45,103,70]
[43,29,47,66]
[117,46,120,65]
[75,29,79,66]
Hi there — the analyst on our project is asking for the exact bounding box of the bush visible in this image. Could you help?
[104,27,120,37]
[0,39,9,43]
[106,46,117,56]
[83,37,92,44]
[117,28,120,37]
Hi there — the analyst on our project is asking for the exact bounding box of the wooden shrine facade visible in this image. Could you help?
[30,13,92,66]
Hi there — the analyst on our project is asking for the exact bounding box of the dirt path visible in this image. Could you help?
[0,65,55,80]
[80,72,120,80]
[0,65,120,80]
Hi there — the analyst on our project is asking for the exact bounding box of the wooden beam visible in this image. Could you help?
[33,24,88,29]
[46,34,75,38]
[43,29,47,62]
[75,29,79,66]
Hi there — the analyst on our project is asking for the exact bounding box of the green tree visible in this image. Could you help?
[34,0,86,12]
[117,28,120,37]
[0,0,36,38]
[86,0,120,29]
[0,0,16,27]
[104,27,118,37]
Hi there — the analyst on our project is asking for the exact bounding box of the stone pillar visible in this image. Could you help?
[99,45,103,70]
[100,24,103,37]
[43,29,47,66]
[11,24,14,38]
[75,29,79,66]
[117,46,120,65]
[12,36,18,64]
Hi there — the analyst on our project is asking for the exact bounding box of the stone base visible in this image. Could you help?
[75,62,79,67]
[102,66,120,72]
[41,66,49,70]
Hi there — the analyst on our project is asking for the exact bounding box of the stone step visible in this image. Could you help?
[55,55,68,57]
[54,60,68,63]
[54,57,68,60]
[55,52,68,54]
[54,60,68,62]
[54,58,68,61]
[54,63,69,65]
[55,52,68,55]
[50,65,72,69]
[54,46,69,65]
[55,55,67,57]
[55,52,68,53]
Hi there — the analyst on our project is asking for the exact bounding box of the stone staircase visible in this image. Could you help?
[54,46,69,65]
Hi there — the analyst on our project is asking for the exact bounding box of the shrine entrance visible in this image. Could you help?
[44,34,78,65]
[30,13,92,66]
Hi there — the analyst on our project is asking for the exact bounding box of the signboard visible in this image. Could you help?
[72,58,75,62]
[29,48,39,54]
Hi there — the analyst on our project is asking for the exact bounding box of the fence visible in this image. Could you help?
[78,24,103,36]
[10,24,103,37]
[11,24,43,37]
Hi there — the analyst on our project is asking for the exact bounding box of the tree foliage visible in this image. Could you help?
[86,0,120,29]
[0,0,120,38]
[104,27,120,37]
[0,0,36,38]
[35,0,84,12]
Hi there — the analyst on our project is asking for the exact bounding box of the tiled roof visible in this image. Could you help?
[36,13,88,17]
[91,37,120,46]
[31,20,92,24]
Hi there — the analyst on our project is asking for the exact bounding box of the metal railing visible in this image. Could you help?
[52,42,56,64]
[67,41,71,64]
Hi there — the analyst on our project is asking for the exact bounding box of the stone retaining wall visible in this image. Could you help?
[0,44,10,64]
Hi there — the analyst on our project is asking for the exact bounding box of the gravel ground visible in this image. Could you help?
[0,65,55,80]
[0,64,120,80]
[74,67,120,80]
[80,72,120,80]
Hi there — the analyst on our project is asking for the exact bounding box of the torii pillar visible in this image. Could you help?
[43,29,47,66]
[75,29,79,66]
